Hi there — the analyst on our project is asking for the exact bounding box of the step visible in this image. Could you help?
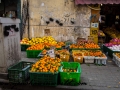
[0,73,8,79]
[0,78,9,83]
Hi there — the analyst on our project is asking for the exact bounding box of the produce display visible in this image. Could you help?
[84,50,106,57]
[21,36,57,45]
[60,62,81,86]
[70,44,84,49]
[27,44,44,50]
[84,43,100,49]
[57,42,65,47]
[103,27,120,38]
[72,52,83,63]
[20,38,29,45]
[62,68,77,72]
[98,30,105,37]
[41,49,48,55]
[104,38,120,51]
[105,38,120,47]
[72,50,106,58]
[30,56,61,73]
[55,49,70,62]
[73,53,83,56]
[70,42,100,49]
[55,49,69,55]
[115,53,120,58]
[108,45,120,51]
[21,36,66,50]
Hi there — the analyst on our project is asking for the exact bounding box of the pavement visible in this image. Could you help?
[0,51,120,90]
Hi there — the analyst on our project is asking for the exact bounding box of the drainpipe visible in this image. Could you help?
[27,0,30,39]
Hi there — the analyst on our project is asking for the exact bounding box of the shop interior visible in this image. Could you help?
[99,4,120,43]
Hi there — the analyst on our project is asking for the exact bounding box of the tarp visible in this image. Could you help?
[75,0,120,5]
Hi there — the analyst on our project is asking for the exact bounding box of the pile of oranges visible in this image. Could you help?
[57,42,65,46]
[83,50,105,57]
[27,44,44,50]
[115,53,120,58]
[70,44,84,49]
[84,43,100,49]
[70,42,100,49]
[30,56,61,73]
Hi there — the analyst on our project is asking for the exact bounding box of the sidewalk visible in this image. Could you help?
[0,51,120,90]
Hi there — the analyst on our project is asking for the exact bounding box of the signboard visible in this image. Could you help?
[90,23,99,36]
[90,28,98,36]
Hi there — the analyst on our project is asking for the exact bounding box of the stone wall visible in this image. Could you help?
[23,0,91,42]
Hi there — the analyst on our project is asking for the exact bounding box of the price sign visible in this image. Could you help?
[47,49,55,58]
[90,22,99,36]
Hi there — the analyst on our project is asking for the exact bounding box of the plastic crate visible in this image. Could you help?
[26,50,43,58]
[21,44,30,51]
[60,54,70,62]
[73,56,83,64]
[113,55,120,67]
[84,56,95,63]
[59,62,81,86]
[8,61,33,83]
[94,56,107,65]
[108,48,120,58]
[102,45,108,53]
[29,72,59,86]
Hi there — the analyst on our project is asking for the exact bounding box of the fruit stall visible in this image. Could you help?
[103,38,120,58]
[7,36,110,86]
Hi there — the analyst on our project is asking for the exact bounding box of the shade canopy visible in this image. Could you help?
[75,0,120,5]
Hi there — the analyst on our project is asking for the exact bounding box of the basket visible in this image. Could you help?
[8,61,33,83]
[60,54,70,62]
[26,50,43,58]
[59,62,81,86]
[73,56,83,64]
[102,45,108,53]
[29,72,59,86]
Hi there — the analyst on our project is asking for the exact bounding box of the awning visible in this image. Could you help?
[75,0,120,5]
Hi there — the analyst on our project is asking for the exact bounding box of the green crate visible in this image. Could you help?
[29,72,58,86]
[59,62,81,86]
[8,61,34,83]
[26,50,43,58]
[103,45,108,53]
[108,48,120,58]
[21,44,30,51]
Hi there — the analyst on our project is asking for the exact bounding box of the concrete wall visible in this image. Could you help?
[23,0,91,42]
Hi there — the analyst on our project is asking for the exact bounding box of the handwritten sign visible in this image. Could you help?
[47,49,55,58]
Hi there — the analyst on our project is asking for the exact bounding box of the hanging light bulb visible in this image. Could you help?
[101,4,102,6]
